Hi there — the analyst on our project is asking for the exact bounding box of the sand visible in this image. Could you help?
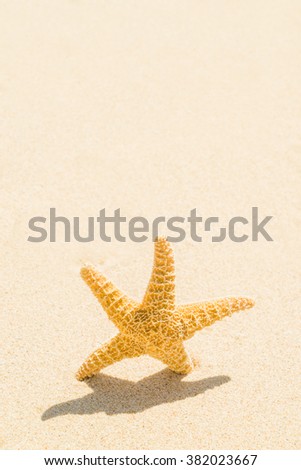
[0,0,300,450]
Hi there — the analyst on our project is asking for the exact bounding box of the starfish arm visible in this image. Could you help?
[149,342,194,374]
[81,265,138,330]
[76,334,143,381]
[142,237,175,312]
[178,297,255,340]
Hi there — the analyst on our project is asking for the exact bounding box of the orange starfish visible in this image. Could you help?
[76,238,254,380]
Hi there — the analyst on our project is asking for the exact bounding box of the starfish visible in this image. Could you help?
[76,237,255,380]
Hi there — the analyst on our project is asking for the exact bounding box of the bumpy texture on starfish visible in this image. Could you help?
[76,238,255,380]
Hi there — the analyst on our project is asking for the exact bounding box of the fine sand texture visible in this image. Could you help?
[0,0,300,450]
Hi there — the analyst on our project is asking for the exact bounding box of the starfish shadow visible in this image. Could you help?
[42,369,230,420]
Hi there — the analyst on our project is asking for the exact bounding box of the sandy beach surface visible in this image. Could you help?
[0,0,300,450]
